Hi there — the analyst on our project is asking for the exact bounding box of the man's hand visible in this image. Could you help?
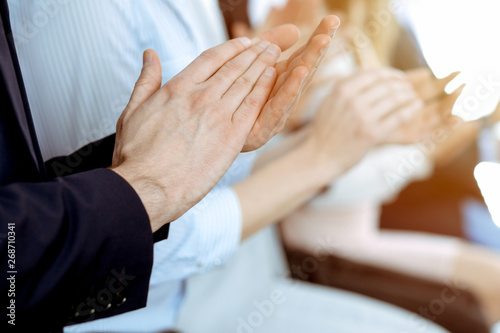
[242,16,341,151]
[111,38,282,232]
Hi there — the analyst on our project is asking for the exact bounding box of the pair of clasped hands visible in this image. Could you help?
[110,16,341,232]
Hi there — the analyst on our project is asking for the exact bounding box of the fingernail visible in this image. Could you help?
[239,37,252,48]
[265,44,280,56]
[264,67,275,77]
[328,24,340,37]
[143,50,153,66]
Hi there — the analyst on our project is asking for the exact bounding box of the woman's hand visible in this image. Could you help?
[383,69,464,145]
[304,68,423,179]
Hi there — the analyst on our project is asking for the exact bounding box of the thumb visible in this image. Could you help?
[127,49,162,111]
[258,24,300,53]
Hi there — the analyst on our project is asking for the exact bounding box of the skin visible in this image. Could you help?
[235,68,422,240]
[266,1,500,328]
[110,17,341,233]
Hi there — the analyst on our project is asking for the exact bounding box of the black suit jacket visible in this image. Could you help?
[0,1,167,331]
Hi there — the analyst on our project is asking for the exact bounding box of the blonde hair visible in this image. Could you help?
[324,0,400,67]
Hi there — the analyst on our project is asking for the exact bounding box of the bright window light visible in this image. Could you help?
[405,0,500,121]
[475,162,500,228]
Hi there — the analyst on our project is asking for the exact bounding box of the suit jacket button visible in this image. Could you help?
[116,297,127,307]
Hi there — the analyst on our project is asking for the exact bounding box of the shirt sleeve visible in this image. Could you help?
[148,186,242,285]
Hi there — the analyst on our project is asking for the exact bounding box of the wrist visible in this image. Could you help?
[110,165,171,232]
[293,139,346,188]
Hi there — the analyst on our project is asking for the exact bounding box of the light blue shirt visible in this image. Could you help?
[9,0,254,331]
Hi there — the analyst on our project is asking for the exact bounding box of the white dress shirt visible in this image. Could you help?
[9,0,254,331]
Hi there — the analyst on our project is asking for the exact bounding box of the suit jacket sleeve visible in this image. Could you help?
[44,133,170,243]
[1,168,154,331]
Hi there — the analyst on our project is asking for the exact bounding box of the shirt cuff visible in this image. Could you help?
[194,186,242,273]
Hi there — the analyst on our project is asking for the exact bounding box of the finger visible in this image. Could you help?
[177,37,252,83]
[373,91,423,122]
[297,35,334,92]
[358,79,414,110]
[257,24,300,53]
[406,67,433,85]
[299,18,342,90]
[312,15,342,39]
[438,71,461,88]
[230,21,252,38]
[271,34,331,98]
[233,67,277,129]
[284,15,341,69]
[266,67,309,131]
[126,49,162,113]
[379,99,424,133]
[209,41,280,97]
[438,83,465,116]
[334,68,407,102]
[417,71,461,102]
[221,44,281,109]
[244,66,309,152]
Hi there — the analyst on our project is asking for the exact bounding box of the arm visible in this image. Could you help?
[0,36,286,330]
[234,140,337,240]
[63,185,245,332]
[235,69,423,240]
[1,169,153,330]
[45,134,116,178]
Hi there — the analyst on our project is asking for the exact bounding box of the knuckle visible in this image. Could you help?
[223,60,246,74]
[243,95,261,110]
[134,76,152,89]
[200,48,222,64]
[163,80,179,96]
[191,88,213,109]
[238,74,255,88]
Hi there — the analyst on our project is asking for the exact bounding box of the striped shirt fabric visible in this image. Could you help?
[9,0,254,331]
